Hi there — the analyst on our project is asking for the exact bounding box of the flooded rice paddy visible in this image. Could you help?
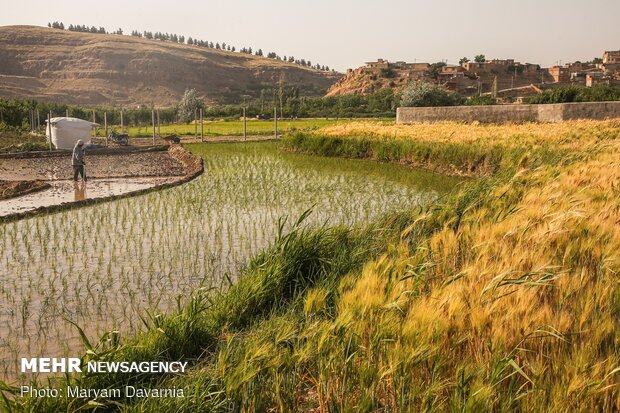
[0,177,179,217]
[0,142,465,382]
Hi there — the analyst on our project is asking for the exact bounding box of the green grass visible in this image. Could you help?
[122,118,393,138]
[0,141,460,390]
[5,120,619,412]
[0,132,48,153]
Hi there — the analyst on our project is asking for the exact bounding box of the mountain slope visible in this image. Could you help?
[0,25,341,106]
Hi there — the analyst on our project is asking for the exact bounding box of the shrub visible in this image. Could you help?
[399,81,464,107]
[466,95,497,106]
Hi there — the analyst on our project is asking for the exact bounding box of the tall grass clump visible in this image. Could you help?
[0,141,456,385]
[5,120,620,412]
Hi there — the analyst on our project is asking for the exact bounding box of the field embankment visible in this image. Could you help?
[4,120,620,412]
[0,180,50,200]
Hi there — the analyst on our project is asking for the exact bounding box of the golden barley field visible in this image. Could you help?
[6,120,619,412]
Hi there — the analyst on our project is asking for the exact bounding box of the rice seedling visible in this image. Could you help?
[6,120,617,412]
[0,141,459,385]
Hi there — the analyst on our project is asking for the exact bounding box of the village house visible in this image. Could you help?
[547,66,570,82]
[438,65,466,82]
[461,59,517,74]
[603,50,620,64]
[364,59,389,70]
[586,72,606,87]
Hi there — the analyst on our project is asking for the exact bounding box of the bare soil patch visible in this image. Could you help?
[0,180,50,200]
[0,149,185,181]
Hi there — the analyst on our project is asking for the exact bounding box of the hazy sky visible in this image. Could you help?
[2,0,619,71]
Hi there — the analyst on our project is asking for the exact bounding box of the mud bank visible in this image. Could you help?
[0,145,203,221]
[0,180,50,200]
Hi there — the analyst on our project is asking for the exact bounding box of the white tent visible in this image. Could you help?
[45,117,98,150]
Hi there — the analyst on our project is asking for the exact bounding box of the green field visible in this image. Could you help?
[0,141,460,387]
[122,118,393,138]
[4,120,619,412]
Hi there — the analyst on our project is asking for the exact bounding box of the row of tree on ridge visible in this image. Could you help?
[47,21,333,72]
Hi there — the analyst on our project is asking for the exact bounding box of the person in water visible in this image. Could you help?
[72,140,86,181]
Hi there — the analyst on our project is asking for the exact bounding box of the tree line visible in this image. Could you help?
[0,91,396,133]
[47,22,333,72]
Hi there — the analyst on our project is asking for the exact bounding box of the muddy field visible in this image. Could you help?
[0,180,50,200]
[0,146,201,219]
[0,150,185,181]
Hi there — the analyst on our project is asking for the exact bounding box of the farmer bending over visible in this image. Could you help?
[72,139,87,181]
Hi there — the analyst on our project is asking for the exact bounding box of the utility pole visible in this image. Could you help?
[200,108,204,142]
[243,107,247,141]
[120,109,124,132]
[104,112,108,147]
[47,112,52,151]
[274,107,277,139]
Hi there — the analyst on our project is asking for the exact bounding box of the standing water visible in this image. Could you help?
[0,142,465,382]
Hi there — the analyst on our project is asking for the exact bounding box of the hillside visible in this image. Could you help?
[328,61,551,98]
[0,25,341,106]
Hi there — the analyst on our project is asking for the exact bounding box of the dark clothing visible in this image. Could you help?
[73,165,86,181]
[72,146,85,166]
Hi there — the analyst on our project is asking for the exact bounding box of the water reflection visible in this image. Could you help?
[74,181,87,201]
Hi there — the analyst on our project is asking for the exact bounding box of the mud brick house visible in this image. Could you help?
[603,50,620,64]
[548,66,570,82]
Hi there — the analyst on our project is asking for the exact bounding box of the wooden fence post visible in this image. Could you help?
[200,108,204,142]
[152,109,156,145]
[47,112,52,151]
[104,112,108,147]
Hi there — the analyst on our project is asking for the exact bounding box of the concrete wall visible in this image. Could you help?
[397,101,620,124]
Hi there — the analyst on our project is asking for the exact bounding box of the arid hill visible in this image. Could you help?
[0,25,341,106]
[327,61,551,98]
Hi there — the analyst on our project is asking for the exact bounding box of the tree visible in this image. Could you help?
[429,61,447,79]
[177,89,205,123]
[474,54,486,63]
[459,57,470,65]
[399,81,463,107]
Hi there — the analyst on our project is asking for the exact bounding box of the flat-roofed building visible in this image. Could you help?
[603,51,620,64]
